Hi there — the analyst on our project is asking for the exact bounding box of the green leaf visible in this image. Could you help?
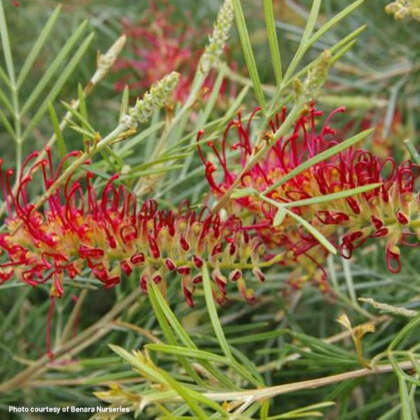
[233,0,266,109]
[0,108,14,137]
[61,99,95,134]
[263,0,282,84]
[276,183,382,208]
[146,344,229,364]
[119,85,130,123]
[0,0,16,84]
[330,40,357,66]
[273,207,286,226]
[109,344,166,384]
[77,83,90,133]
[285,207,336,254]
[273,25,365,106]
[157,369,219,419]
[148,282,200,379]
[0,86,12,113]
[17,5,62,88]
[283,0,321,82]
[0,288,30,335]
[308,0,365,49]
[404,139,420,166]
[228,329,287,344]
[0,64,11,89]
[119,122,164,154]
[48,103,67,158]
[148,282,226,387]
[270,401,336,419]
[389,357,412,420]
[388,313,420,352]
[22,32,94,141]
[82,371,138,385]
[149,282,196,349]
[79,356,120,367]
[202,263,232,359]
[231,188,257,199]
[21,20,88,117]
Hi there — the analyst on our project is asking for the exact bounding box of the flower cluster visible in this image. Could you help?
[113,1,236,104]
[122,71,180,129]
[198,104,420,288]
[0,150,270,306]
[112,2,202,101]
[386,0,420,21]
[200,0,234,73]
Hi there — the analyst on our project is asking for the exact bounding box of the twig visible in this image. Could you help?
[203,358,418,402]
[0,288,142,394]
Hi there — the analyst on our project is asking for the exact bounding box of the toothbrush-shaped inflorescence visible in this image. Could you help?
[122,71,180,129]
[198,104,420,288]
[0,150,273,305]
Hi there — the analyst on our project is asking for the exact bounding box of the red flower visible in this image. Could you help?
[199,104,420,281]
[0,150,268,305]
[113,1,236,103]
[0,149,275,357]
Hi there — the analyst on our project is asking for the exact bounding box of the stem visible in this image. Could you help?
[0,288,142,394]
[0,60,120,219]
[202,359,419,403]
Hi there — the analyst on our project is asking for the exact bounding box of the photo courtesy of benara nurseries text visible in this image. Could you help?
[0,0,420,419]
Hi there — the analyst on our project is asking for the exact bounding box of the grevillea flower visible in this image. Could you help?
[113,1,236,103]
[342,108,409,160]
[386,0,420,21]
[198,104,420,287]
[0,150,271,306]
[0,150,276,357]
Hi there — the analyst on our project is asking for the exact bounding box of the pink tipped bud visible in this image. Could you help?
[192,274,203,284]
[229,242,237,256]
[229,269,242,282]
[386,246,401,273]
[106,232,117,249]
[92,264,108,282]
[212,269,227,295]
[180,236,190,251]
[79,245,105,259]
[245,289,256,304]
[149,237,160,259]
[67,264,78,278]
[371,215,383,230]
[396,211,409,225]
[214,292,226,305]
[0,271,14,283]
[252,267,265,282]
[165,258,177,271]
[237,278,256,304]
[372,227,389,238]
[153,274,162,284]
[346,197,360,214]
[104,276,120,288]
[140,275,148,292]
[211,243,223,256]
[131,252,145,265]
[193,255,203,268]
[183,281,194,307]
[120,260,132,276]
[52,273,64,298]
[177,266,191,276]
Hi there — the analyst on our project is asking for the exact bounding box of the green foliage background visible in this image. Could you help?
[0,0,419,419]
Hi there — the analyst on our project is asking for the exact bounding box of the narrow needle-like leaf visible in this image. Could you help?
[233,0,266,109]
